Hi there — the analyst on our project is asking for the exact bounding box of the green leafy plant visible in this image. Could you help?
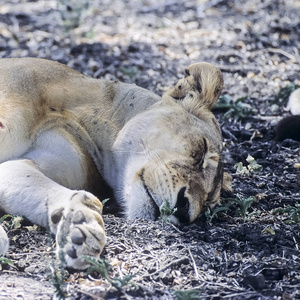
[227,194,256,223]
[58,0,93,33]
[0,214,24,229]
[0,255,14,268]
[50,259,68,300]
[83,256,136,291]
[48,224,68,299]
[235,155,263,176]
[174,289,201,300]
[0,214,11,224]
[204,204,231,223]
[119,66,140,82]
[159,200,177,222]
[205,194,256,223]
[43,199,68,300]
[272,204,300,224]
[213,94,253,120]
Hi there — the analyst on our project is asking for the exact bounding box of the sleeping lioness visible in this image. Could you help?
[0,58,231,269]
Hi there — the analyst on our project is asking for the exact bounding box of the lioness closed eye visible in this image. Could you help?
[0,58,231,269]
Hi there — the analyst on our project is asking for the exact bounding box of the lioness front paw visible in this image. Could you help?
[50,192,106,269]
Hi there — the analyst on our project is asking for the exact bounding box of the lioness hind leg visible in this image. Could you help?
[0,159,106,270]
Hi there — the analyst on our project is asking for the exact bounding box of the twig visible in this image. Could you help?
[265,47,297,61]
[75,288,100,299]
[293,236,299,250]
[188,248,199,279]
[222,291,258,298]
[169,223,183,233]
[118,265,124,279]
[138,0,182,13]
[143,256,189,278]
[197,0,225,17]
[10,251,53,257]
[193,280,245,291]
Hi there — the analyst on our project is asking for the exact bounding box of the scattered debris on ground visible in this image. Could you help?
[0,0,299,299]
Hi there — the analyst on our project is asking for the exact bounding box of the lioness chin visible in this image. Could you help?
[0,58,230,269]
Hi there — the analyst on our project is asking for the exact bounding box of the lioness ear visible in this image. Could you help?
[184,62,224,111]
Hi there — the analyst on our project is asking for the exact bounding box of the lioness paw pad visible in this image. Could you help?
[50,192,106,269]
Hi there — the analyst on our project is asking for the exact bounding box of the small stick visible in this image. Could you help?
[143,256,189,278]
[266,47,297,61]
[188,247,199,279]
[293,236,299,250]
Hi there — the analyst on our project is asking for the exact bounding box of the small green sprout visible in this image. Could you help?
[272,204,300,224]
[50,261,68,300]
[58,0,92,32]
[83,256,136,291]
[119,66,140,82]
[0,214,24,229]
[204,205,231,223]
[0,256,14,268]
[227,194,256,223]
[205,194,256,223]
[214,95,253,120]
[0,215,11,224]
[159,200,177,222]
[48,217,68,299]
[174,289,201,300]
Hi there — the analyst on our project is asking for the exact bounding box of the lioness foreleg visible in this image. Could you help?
[0,132,106,269]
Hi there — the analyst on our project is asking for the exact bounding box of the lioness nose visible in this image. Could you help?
[174,187,190,224]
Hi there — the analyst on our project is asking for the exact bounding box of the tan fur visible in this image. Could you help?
[163,62,224,113]
[0,58,231,269]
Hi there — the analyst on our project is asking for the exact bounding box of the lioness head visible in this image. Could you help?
[112,88,230,225]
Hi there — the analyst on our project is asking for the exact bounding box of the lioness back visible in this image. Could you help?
[0,58,160,163]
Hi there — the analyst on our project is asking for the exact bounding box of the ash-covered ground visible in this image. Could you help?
[0,0,299,299]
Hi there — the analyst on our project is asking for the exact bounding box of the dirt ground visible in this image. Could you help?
[0,0,300,299]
